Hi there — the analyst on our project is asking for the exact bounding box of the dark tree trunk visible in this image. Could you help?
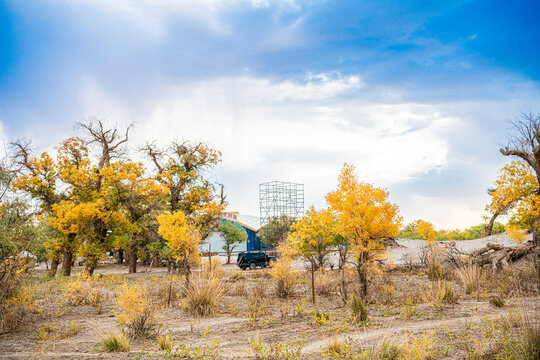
[49,258,59,277]
[485,211,501,237]
[61,248,73,276]
[117,249,124,264]
[129,238,138,273]
[356,261,368,300]
[84,261,97,276]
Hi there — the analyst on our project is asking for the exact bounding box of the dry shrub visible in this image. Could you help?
[252,280,268,298]
[246,295,269,324]
[148,281,179,306]
[202,257,224,279]
[436,281,458,305]
[157,332,173,352]
[98,332,131,352]
[522,313,540,360]
[0,284,40,332]
[402,331,438,360]
[269,261,297,298]
[115,283,158,338]
[63,278,104,312]
[228,271,246,282]
[317,271,339,297]
[426,252,447,281]
[455,264,479,295]
[181,274,224,317]
[231,281,248,297]
[489,294,505,308]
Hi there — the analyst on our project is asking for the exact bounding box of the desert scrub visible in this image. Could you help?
[0,284,40,332]
[181,273,224,317]
[455,264,479,295]
[63,278,104,312]
[489,294,505,308]
[426,252,447,281]
[402,331,438,360]
[115,283,158,338]
[248,335,306,360]
[270,260,297,298]
[436,281,458,305]
[98,332,131,352]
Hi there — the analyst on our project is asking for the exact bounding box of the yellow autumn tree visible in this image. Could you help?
[326,164,402,299]
[417,220,437,245]
[100,160,166,273]
[157,211,201,281]
[488,161,539,238]
[143,141,225,239]
[286,207,337,270]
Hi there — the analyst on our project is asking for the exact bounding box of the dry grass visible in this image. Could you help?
[455,264,479,295]
[181,274,225,317]
[98,332,131,352]
[489,294,505,308]
[349,294,368,324]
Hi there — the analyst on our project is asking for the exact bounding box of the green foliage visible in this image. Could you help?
[400,220,506,241]
[98,332,131,352]
[220,221,248,263]
[258,215,296,248]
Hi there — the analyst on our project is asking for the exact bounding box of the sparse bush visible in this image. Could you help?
[246,296,269,324]
[402,331,438,360]
[181,273,224,317]
[313,309,331,326]
[115,283,157,338]
[349,294,368,324]
[437,281,458,305]
[63,278,104,312]
[0,284,40,332]
[98,332,131,352]
[489,294,505,308]
[455,264,479,295]
[270,261,297,298]
[248,335,305,360]
[157,331,173,352]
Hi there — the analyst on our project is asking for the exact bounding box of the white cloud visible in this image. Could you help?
[77,74,453,218]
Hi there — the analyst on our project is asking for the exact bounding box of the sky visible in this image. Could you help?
[0,0,539,230]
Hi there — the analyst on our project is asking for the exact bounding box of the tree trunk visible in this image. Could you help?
[485,211,500,237]
[117,249,124,265]
[356,264,368,299]
[61,248,73,276]
[84,261,97,276]
[129,244,137,273]
[49,258,59,277]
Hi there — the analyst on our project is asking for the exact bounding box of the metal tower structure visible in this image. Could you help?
[259,181,304,228]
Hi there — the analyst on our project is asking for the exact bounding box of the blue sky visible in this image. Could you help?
[1,0,539,229]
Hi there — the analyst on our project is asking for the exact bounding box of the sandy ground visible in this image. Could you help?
[1,235,538,359]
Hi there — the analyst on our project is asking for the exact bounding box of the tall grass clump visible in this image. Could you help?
[115,283,157,338]
[455,264,479,295]
[181,273,224,317]
[98,332,131,352]
[426,253,446,281]
[437,281,458,305]
[349,294,368,324]
[522,313,540,360]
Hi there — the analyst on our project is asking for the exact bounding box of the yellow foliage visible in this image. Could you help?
[49,200,108,237]
[505,224,527,242]
[287,207,337,264]
[269,257,297,298]
[115,283,157,337]
[157,211,201,271]
[490,161,539,230]
[417,220,437,245]
[326,164,402,265]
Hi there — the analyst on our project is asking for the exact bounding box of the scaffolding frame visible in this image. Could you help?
[259,181,304,247]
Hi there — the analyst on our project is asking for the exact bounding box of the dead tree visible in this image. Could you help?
[499,112,540,278]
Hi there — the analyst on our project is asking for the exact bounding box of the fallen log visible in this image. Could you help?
[470,241,534,269]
